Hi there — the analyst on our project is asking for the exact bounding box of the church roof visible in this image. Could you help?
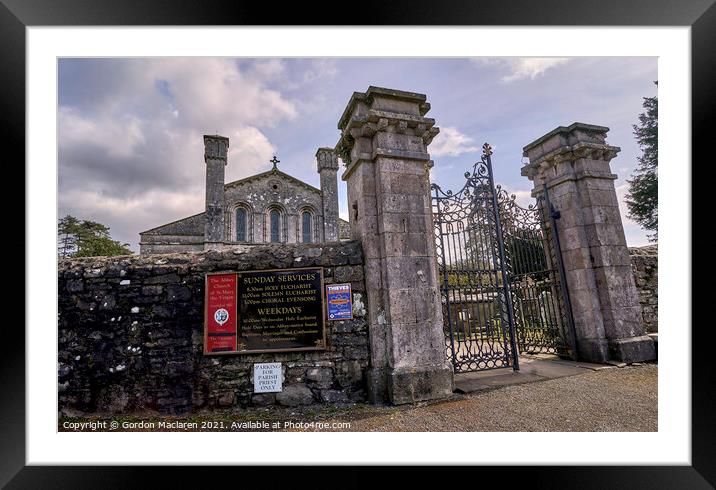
[140,212,205,236]
[224,166,321,195]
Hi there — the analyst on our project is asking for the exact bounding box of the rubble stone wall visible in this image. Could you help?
[629,244,658,333]
[58,241,368,415]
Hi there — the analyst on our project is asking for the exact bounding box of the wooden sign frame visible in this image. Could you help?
[203,267,326,356]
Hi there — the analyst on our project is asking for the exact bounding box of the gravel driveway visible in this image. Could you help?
[311,364,657,432]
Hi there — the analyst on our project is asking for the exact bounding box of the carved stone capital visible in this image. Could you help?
[203,134,229,164]
[543,142,618,165]
[338,111,439,163]
[522,142,621,183]
[521,122,624,180]
[336,87,444,181]
[422,126,440,145]
[316,147,339,172]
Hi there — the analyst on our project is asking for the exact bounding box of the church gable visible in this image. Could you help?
[224,168,321,195]
[222,166,325,245]
[223,167,324,220]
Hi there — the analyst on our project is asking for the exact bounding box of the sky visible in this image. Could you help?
[58,57,657,251]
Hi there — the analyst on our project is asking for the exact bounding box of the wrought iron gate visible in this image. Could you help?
[432,144,575,373]
[496,185,575,358]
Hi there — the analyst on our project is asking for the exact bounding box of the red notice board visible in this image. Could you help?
[204,273,238,354]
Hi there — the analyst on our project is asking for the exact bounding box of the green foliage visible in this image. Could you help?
[626,81,658,241]
[506,235,547,279]
[335,135,353,166]
[57,215,133,258]
[444,270,494,289]
[58,215,80,258]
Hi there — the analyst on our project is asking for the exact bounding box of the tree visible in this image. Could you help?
[57,215,133,258]
[625,81,658,241]
[58,215,80,258]
[505,235,548,280]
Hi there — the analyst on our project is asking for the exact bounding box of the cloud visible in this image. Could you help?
[277,59,341,116]
[301,59,338,84]
[58,58,302,250]
[59,187,205,247]
[429,126,479,157]
[497,188,535,208]
[151,58,297,129]
[225,126,277,182]
[245,59,286,79]
[59,107,145,159]
[472,57,570,82]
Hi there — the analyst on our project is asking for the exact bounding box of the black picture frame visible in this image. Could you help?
[4,0,711,487]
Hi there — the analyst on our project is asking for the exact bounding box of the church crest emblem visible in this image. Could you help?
[214,308,229,326]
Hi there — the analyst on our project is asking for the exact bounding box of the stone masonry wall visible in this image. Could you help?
[629,244,658,333]
[139,234,204,255]
[58,241,368,415]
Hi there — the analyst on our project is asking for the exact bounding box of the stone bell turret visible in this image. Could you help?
[204,134,229,249]
[316,147,340,242]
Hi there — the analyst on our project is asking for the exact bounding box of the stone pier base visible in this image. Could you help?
[577,338,610,364]
[608,335,656,363]
[387,366,455,405]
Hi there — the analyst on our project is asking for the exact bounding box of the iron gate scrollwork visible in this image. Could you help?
[496,186,573,358]
[432,143,575,374]
[431,143,520,372]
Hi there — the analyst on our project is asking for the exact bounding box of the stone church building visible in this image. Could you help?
[140,135,349,254]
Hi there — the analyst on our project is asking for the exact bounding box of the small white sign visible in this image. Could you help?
[253,362,283,393]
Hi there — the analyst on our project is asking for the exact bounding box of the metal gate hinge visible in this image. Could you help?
[550,204,561,220]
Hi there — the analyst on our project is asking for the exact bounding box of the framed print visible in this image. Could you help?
[6,0,713,486]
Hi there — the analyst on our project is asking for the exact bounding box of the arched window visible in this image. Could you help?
[270,209,280,243]
[235,208,247,242]
[302,211,312,243]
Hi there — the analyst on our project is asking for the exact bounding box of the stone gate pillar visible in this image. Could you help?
[521,123,655,363]
[336,86,453,404]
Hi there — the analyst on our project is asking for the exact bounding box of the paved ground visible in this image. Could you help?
[452,354,615,393]
[306,362,657,432]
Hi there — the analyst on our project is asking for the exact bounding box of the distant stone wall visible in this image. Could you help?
[338,219,351,240]
[629,244,658,333]
[138,234,204,255]
[58,241,368,415]
[139,212,206,254]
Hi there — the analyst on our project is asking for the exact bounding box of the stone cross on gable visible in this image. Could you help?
[270,156,280,169]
